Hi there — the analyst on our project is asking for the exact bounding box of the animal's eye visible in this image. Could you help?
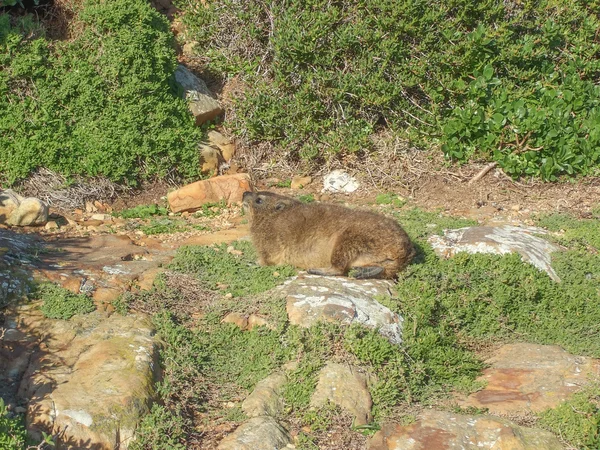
[256,197,263,204]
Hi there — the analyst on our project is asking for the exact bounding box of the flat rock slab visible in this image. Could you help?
[311,362,372,426]
[35,234,175,307]
[280,274,403,344]
[1,305,159,449]
[167,173,252,213]
[369,410,563,450]
[217,416,291,450]
[458,343,600,414]
[428,225,560,281]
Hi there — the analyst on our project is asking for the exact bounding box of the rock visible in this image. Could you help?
[200,144,225,175]
[208,130,236,161]
[85,201,97,213]
[247,314,271,329]
[44,221,59,231]
[428,225,560,282]
[322,170,359,193]
[290,176,312,190]
[174,65,223,126]
[90,213,112,221]
[0,189,21,221]
[222,312,248,329]
[242,372,287,417]
[0,189,48,227]
[311,362,372,426]
[458,343,600,414]
[217,416,291,450]
[0,306,159,449]
[167,173,252,213]
[280,274,402,344]
[368,410,562,450]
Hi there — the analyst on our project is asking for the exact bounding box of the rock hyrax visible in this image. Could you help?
[242,191,415,279]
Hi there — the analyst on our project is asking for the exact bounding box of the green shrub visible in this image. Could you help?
[0,398,26,450]
[179,0,600,179]
[39,283,95,319]
[116,204,168,219]
[538,385,600,449]
[0,0,202,186]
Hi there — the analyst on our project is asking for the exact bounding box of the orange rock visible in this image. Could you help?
[93,287,122,304]
[167,174,252,213]
[222,312,248,329]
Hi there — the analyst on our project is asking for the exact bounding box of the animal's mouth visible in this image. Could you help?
[242,191,253,211]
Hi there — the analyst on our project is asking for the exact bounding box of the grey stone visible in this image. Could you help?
[428,225,560,281]
[174,65,223,126]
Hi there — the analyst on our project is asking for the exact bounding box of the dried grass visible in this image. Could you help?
[17,168,129,211]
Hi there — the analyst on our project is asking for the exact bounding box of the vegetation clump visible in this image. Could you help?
[180,0,600,180]
[0,0,202,186]
[38,283,95,320]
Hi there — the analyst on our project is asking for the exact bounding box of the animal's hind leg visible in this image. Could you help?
[348,266,385,279]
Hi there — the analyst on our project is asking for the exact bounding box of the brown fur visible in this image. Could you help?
[242,191,415,279]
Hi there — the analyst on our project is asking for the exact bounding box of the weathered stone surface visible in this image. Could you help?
[280,274,402,344]
[200,144,225,175]
[458,343,600,414]
[1,190,48,227]
[0,305,159,449]
[217,416,291,450]
[208,130,236,161]
[428,225,560,281]
[290,176,312,190]
[167,173,252,213]
[242,372,287,418]
[369,410,563,450]
[174,65,223,126]
[322,170,359,193]
[222,312,248,329]
[0,229,39,304]
[311,362,372,426]
[34,234,174,303]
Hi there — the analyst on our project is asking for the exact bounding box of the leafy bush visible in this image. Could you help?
[0,398,26,449]
[39,283,95,319]
[0,0,202,186]
[180,0,600,179]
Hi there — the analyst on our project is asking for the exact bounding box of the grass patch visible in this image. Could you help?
[192,200,227,218]
[297,194,315,203]
[116,204,168,219]
[38,283,95,320]
[538,384,600,449]
[394,207,477,241]
[140,218,187,235]
[536,212,600,251]
[169,241,296,297]
[375,193,406,208]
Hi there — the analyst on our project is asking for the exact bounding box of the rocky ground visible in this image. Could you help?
[1,170,599,449]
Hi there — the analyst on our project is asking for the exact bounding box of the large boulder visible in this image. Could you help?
[174,65,223,126]
[1,305,160,449]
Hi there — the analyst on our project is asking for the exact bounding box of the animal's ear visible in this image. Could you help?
[275,201,286,211]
